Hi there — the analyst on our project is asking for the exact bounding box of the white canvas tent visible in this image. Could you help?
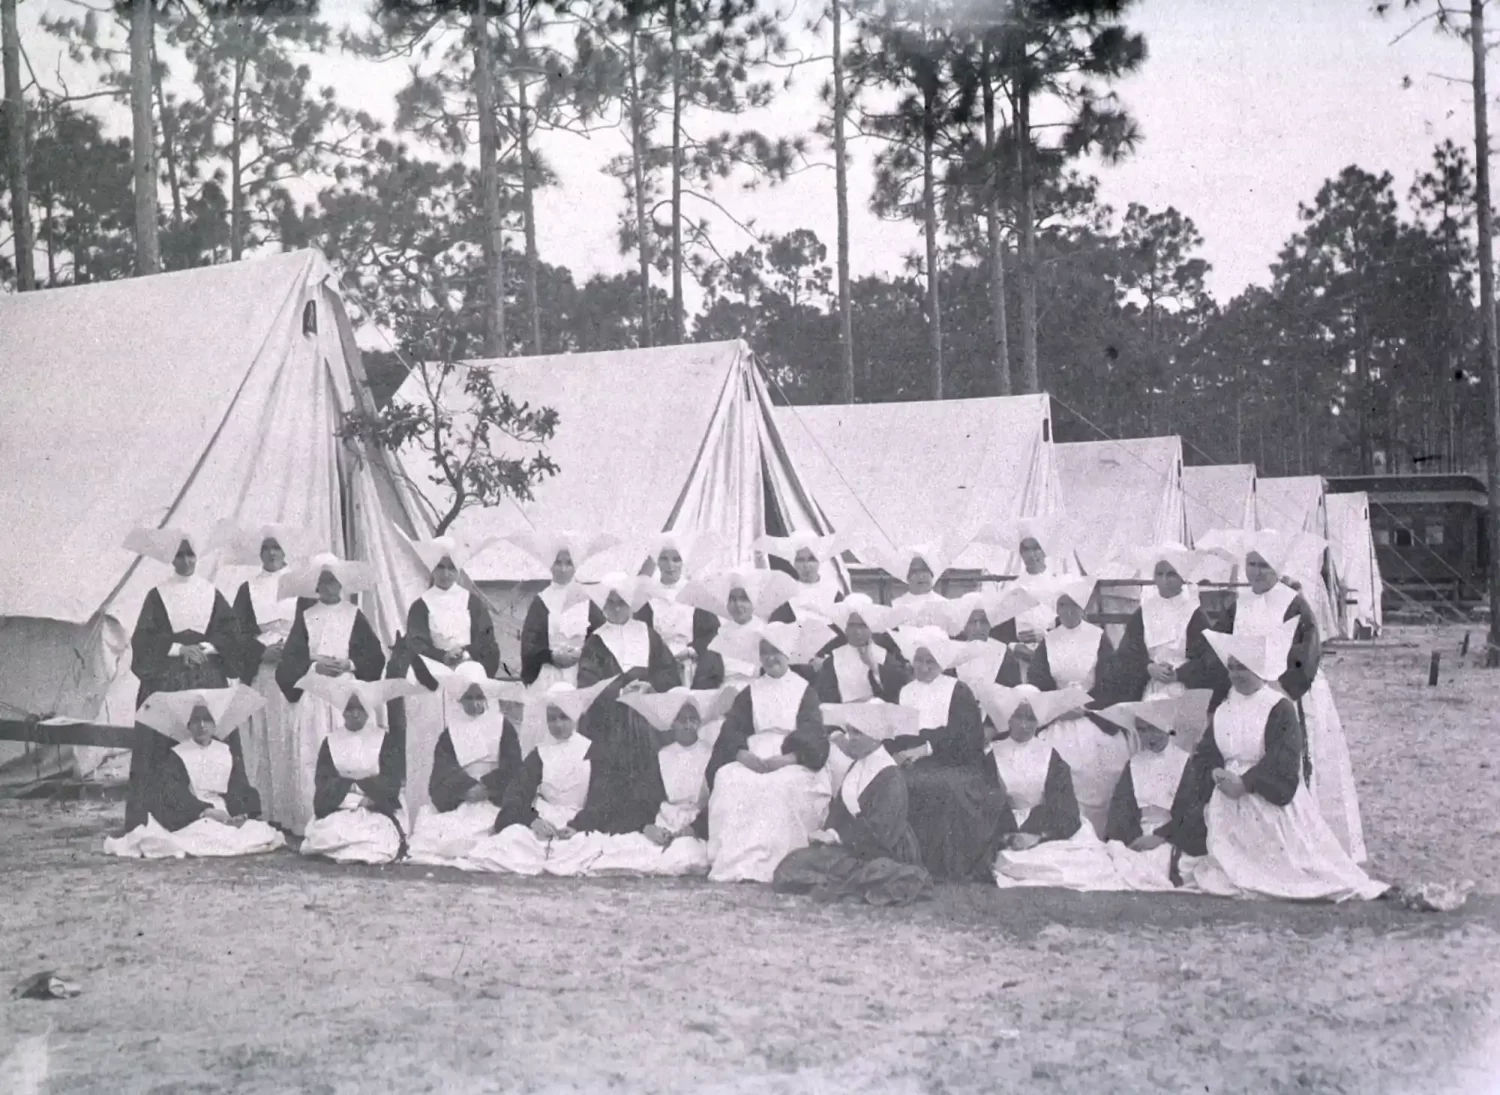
[1055,437,1191,572]
[1327,492,1385,635]
[0,249,430,786]
[1183,463,1259,541]
[770,395,1061,582]
[1256,475,1341,639]
[399,340,837,664]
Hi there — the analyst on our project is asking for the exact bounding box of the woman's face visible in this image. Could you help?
[316,570,343,605]
[1227,656,1264,695]
[963,609,991,641]
[670,705,702,747]
[1137,721,1171,754]
[260,538,286,573]
[912,648,941,683]
[546,706,575,739]
[758,641,789,678]
[844,614,872,648]
[1008,704,1039,742]
[1056,595,1085,629]
[432,556,459,590]
[727,588,754,625]
[1153,560,1184,599]
[343,700,369,732]
[1245,552,1278,595]
[1019,538,1047,576]
[793,547,821,584]
[187,705,216,746]
[657,548,683,587]
[173,541,197,578]
[906,558,935,596]
[459,685,488,718]
[551,550,576,586]
[602,591,633,626]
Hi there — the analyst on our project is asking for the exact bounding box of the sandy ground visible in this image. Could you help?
[3,624,1500,1094]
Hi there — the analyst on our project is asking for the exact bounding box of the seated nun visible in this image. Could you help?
[123,526,239,831]
[1094,690,1212,892]
[506,531,618,688]
[213,521,308,834]
[918,589,1037,688]
[1158,624,1387,902]
[1028,578,1131,838]
[754,532,846,625]
[297,677,416,865]
[1105,545,1224,703]
[773,704,931,906]
[462,680,619,876]
[581,687,738,877]
[677,568,804,687]
[103,686,285,860]
[882,626,1010,882]
[703,622,833,883]
[635,532,723,687]
[813,595,911,704]
[406,662,526,867]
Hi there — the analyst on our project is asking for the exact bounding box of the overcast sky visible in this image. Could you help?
[14,0,1482,304]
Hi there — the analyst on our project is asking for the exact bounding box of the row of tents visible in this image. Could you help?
[0,249,1383,784]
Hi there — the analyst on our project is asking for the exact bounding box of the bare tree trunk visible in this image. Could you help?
[474,0,507,357]
[517,4,542,354]
[1471,0,1500,663]
[1,0,33,291]
[982,67,1010,396]
[130,0,161,276]
[922,97,943,400]
[669,0,684,343]
[628,29,653,347]
[230,56,245,260]
[831,0,854,402]
[1015,87,1038,392]
[153,46,184,231]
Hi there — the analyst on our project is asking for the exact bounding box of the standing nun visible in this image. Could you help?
[508,531,618,688]
[754,532,846,625]
[677,568,804,687]
[215,522,308,832]
[1108,545,1224,703]
[274,553,387,834]
[1160,624,1386,902]
[636,532,723,687]
[863,539,966,613]
[1200,529,1366,864]
[976,518,1072,676]
[123,526,238,831]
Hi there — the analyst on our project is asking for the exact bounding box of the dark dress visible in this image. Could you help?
[406,591,502,678]
[491,741,645,835]
[812,640,911,704]
[983,745,1082,842]
[1109,604,1217,701]
[146,732,261,831]
[773,758,931,906]
[125,581,239,831]
[274,601,387,703]
[427,723,524,813]
[1215,591,1321,781]
[312,730,407,849]
[519,593,605,685]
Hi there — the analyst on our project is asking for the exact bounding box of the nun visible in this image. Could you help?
[510,531,618,688]
[883,626,1009,881]
[773,704,931,906]
[976,518,1071,651]
[1109,545,1221,702]
[1028,578,1130,838]
[813,595,910,704]
[297,676,417,865]
[462,680,619,876]
[103,686,284,859]
[274,553,387,834]
[1202,529,1366,863]
[704,623,833,883]
[929,590,1035,688]
[977,684,1085,850]
[217,522,307,833]
[583,687,737,876]
[403,535,501,676]
[755,532,846,624]
[1159,625,1386,902]
[635,532,722,686]
[406,662,525,867]
[677,568,804,687]
[863,539,965,613]
[123,526,238,831]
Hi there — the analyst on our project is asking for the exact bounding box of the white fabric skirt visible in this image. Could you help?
[1040,717,1131,839]
[243,670,298,833]
[992,826,1197,894]
[462,825,606,877]
[584,833,711,877]
[406,802,501,869]
[706,763,833,883]
[300,808,403,865]
[103,816,285,860]
[1301,674,1367,864]
[286,695,341,837]
[1187,784,1386,902]
[401,689,447,819]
